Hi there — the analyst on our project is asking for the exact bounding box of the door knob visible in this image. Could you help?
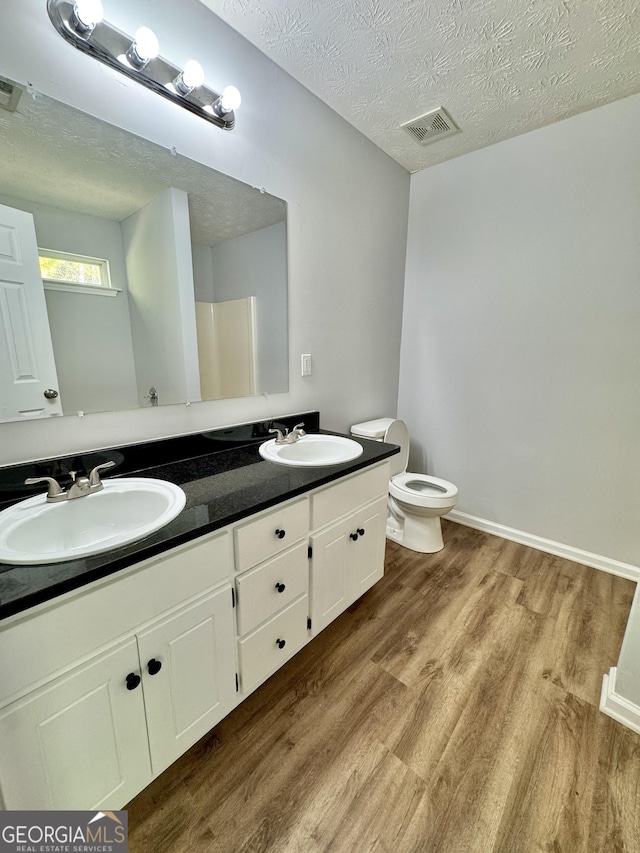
[275,528,286,539]
[276,638,286,649]
[43,389,59,399]
[275,582,286,593]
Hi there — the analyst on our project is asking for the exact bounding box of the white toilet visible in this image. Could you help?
[350,418,458,554]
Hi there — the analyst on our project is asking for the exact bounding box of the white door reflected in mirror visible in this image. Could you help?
[0,203,63,421]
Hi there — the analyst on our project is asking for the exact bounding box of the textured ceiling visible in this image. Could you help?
[199,0,640,172]
[0,93,285,244]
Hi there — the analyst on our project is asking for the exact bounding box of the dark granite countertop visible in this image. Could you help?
[0,412,398,621]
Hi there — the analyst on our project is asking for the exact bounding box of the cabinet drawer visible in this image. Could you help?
[310,462,389,530]
[238,595,309,692]
[236,541,309,636]
[234,498,309,572]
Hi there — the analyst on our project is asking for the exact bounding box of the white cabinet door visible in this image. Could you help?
[0,639,151,810]
[310,496,388,635]
[309,516,352,634]
[137,586,237,776]
[350,496,387,599]
[0,203,62,421]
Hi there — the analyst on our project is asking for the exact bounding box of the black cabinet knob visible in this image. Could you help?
[147,658,162,676]
[275,582,286,593]
[357,528,365,536]
[125,672,141,690]
[275,528,286,539]
[276,638,286,649]
[350,532,359,541]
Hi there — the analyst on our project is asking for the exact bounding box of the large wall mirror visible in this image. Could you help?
[0,86,288,423]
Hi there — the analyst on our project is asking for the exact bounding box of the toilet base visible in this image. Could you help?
[386,514,445,553]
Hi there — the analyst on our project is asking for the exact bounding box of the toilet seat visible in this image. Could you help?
[390,472,458,508]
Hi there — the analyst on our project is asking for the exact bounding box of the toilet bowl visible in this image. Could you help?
[350,418,458,553]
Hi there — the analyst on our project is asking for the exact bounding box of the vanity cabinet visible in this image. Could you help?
[0,532,235,810]
[0,584,237,809]
[0,460,391,811]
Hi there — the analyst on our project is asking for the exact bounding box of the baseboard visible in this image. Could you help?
[447,510,640,582]
[600,667,640,734]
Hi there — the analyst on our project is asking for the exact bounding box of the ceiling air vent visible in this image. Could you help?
[401,107,459,146]
[0,76,23,113]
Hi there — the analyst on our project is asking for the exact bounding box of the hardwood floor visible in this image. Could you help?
[127,522,640,853]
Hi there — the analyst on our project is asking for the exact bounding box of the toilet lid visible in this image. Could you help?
[384,420,409,477]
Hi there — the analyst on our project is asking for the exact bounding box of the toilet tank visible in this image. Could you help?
[350,418,396,441]
[351,418,409,476]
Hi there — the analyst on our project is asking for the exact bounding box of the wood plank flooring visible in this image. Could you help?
[127,521,640,853]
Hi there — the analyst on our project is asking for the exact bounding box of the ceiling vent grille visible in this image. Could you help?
[0,76,23,113]
[402,107,459,146]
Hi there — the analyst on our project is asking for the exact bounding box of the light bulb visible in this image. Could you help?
[72,0,103,33]
[126,26,160,68]
[182,60,205,89]
[173,60,205,95]
[220,85,241,113]
[133,27,159,61]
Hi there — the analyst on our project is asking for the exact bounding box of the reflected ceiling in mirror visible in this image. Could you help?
[0,88,288,421]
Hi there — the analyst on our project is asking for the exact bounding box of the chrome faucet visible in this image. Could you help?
[145,387,159,406]
[25,461,116,503]
[269,422,306,445]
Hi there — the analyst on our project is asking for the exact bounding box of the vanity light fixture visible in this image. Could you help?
[47,0,241,130]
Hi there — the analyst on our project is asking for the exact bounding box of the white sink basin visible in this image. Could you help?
[0,478,186,565]
[259,434,363,467]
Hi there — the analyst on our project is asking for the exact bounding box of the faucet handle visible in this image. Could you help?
[292,422,306,436]
[89,460,116,487]
[269,427,287,444]
[24,475,65,500]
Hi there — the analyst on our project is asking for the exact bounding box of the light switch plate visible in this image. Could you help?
[301,354,312,376]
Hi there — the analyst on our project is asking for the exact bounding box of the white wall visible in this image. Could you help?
[399,93,640,567]
[123,188,200,407]
[192,243,216,303]
[0,194,139,414]
[211,222,288,393]
[0,0,409,464]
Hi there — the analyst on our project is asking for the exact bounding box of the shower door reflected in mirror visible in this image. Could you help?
[0,90,288,423]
